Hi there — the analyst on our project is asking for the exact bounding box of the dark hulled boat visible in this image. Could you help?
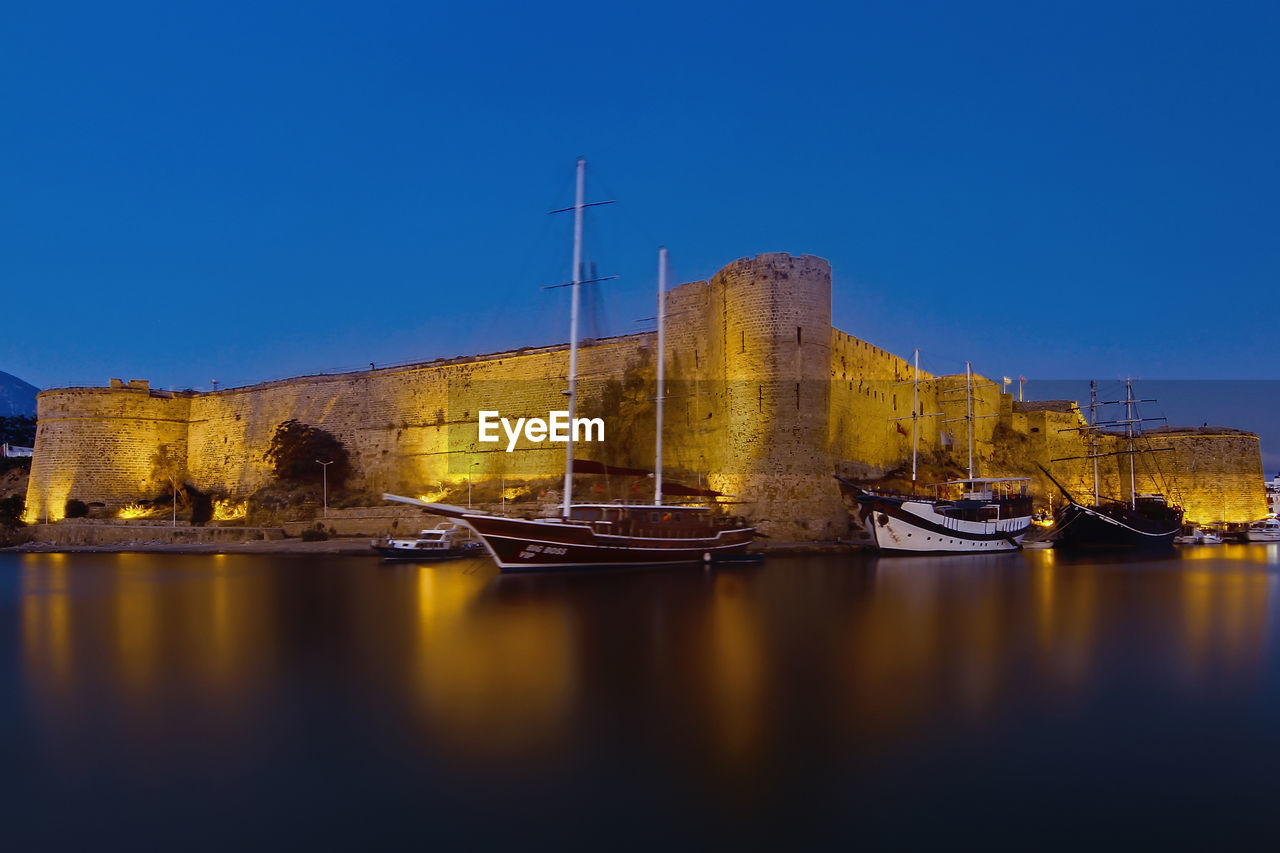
[381,161,757,572]
[382,497,755,571]
[1038,379,1183,553]
[1049,492,1183,552]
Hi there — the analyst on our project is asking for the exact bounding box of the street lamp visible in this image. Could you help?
[317,459,334,517]
[468,461,480,508]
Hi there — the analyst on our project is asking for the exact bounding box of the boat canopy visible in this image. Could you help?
[934,477,1032,486]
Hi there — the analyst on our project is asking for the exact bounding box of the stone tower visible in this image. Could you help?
[693,253,845,539]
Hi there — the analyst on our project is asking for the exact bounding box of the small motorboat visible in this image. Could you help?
[372,522,483,561]
[1241,518,1280,543]
[1174,526,1223,545]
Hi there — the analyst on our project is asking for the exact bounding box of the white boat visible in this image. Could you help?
[1241,518,1280,543]
[836,358,1033,555]
[1174,526,1223,545]
[371,522,482,560]
[841,478,1034,554]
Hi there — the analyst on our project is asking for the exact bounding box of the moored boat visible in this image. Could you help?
[372,522,482,560]
[836,357,1033,555]
[383,160,757,572]
[1241,518,1280,542]
[1174,525,1223,545]
[838,477,1033,554]
[381,497,755,570]
[1040,380,1183,552]
[1048,494,1182,551]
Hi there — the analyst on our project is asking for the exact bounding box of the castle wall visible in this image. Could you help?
[23,253,1270,531]
[27,383,191,521]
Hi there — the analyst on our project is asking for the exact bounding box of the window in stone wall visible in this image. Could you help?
[797,327,802,346]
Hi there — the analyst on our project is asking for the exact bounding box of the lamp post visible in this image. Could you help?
[468,461,479,508]
[317,459,333,518]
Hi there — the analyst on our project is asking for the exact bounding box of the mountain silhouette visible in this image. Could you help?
[0,371,39,417]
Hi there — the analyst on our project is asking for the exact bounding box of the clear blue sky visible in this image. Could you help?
[2,2,1276,441]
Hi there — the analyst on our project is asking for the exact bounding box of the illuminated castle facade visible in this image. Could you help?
[24,254,1268,536]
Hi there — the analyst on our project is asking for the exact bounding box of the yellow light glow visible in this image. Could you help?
[502,487,523,501]
[117,503,151,519]
[418,487,451,503]
[212,499,246,521]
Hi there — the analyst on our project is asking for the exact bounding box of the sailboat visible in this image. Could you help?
[836,358,1033,554]
[384,159,756,571]
[1040,379,1183,551]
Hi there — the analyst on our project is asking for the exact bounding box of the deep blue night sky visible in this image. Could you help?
[2,1,1276,463]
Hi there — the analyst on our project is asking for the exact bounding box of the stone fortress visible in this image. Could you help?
[23,254,1268,538]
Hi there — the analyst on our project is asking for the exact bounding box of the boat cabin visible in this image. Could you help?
[932,477,1031,503]
[564,503,746,538]
[928,477,1033,523]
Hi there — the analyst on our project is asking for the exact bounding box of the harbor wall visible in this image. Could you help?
[22,254,1269,534]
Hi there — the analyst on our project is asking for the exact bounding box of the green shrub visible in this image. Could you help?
[64,499,89,519]
[300,526,329,542]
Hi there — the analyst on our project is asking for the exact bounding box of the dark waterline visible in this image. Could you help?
[4,546,1280,848]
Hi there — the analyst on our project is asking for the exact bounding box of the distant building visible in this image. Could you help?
[1268,474,1280,517]
[2,443,34,458]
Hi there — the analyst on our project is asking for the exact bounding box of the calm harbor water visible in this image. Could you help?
[5,546,1280,848]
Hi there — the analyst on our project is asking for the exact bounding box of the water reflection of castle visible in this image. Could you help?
[18,551,1279,778]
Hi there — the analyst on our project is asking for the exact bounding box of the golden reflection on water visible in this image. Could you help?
[408,563,578,760]
[1029,552,1099,692]
[20,553,277,764]
[835,547,1277,752]
[1177,566,1274,683]
[14,546,1280,776]
[21,556,73,705]
[701,571,766,767]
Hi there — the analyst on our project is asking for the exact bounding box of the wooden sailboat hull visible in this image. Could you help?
[414,503,755,571]
[1053,502,1180,551]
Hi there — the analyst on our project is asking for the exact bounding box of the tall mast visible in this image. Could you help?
[561,157,586,517]
[911,348,920,484]
[965,361,975,479]
[1090,380,1099,505]
[654,247,667,506]
[1126,379,1137,509]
